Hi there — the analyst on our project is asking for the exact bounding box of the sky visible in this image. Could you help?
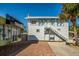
[0,3,79,31]
[0,3,63,30]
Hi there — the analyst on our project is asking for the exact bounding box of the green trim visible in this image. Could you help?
[0,16,6,24]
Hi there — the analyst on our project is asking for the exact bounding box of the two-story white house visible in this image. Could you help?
[27,15,69,41]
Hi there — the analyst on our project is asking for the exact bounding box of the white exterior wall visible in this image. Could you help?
[50,21,69,41]
[28,22,44,40]
[5,25,8,39]
[16,28,20,36]
[28,16,69,41]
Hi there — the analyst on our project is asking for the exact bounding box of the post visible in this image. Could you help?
[3,24,5,40]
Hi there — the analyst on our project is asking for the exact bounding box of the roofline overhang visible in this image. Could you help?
[25,16,59,19]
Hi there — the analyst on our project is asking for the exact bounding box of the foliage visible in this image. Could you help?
[59,13,66,20]
[59,4,79,45]
[8,29,11,32]
[59,4,79,21]
[0,28,2,32]
[0,16,6,24]
[69,26,74,31]
[69,26,79,31]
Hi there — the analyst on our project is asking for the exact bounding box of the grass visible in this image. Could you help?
[0,40,9,46]
[0,37,22,46]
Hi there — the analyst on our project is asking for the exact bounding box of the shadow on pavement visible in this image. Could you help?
[0,40,39,56]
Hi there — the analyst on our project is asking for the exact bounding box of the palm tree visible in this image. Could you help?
[59,4,79,45]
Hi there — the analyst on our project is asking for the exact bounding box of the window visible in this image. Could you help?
[51,19,55,25]
[44,28,50,34]
[57,28,61,31]
[36,29,40,32]
[57,20,60,26]
[38,20,44,26]
[31,20,36,24]
[57,19,64,26]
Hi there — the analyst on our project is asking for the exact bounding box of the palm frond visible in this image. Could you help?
[59,13,66,20]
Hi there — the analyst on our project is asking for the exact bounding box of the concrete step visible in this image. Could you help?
[66,40,75,43]
[66,40,76,45]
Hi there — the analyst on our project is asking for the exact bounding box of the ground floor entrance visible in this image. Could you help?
[28,27,63,41]
[44,28,62,41]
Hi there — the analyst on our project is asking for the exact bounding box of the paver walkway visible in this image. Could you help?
[48,42,79,56]
[16,41,55,56]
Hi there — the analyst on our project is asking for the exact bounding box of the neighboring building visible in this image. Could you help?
[0,14,24,46]
[6,14,24,41]
[0,16,6,41]
[27,16,69,41]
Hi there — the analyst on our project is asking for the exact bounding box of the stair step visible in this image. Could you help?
[66,40,75,43]
[50,27,67,41]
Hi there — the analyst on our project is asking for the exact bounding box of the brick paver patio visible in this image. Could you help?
[16,41,55,56]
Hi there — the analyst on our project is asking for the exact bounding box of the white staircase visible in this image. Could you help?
[50,26,68,41]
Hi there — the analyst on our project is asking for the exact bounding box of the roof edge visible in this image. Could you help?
[26,16,59,19]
